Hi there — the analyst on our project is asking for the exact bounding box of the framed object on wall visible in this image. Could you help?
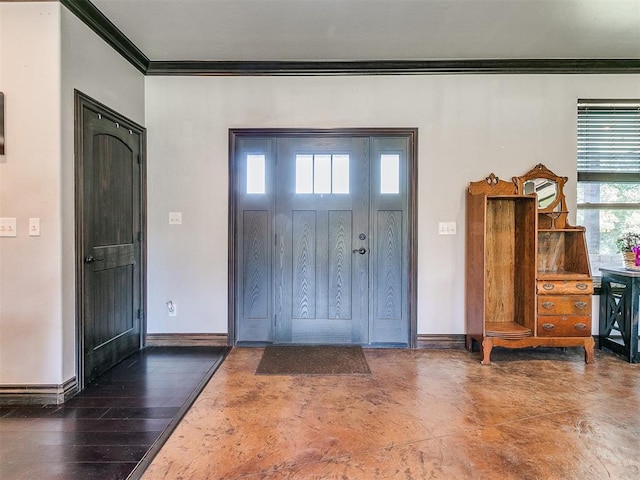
[0,92,4,155]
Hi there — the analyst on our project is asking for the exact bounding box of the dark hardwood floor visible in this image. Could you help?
[0,346,229,480]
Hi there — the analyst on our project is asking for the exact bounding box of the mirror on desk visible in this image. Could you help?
[523,178,558,210]
[514,164,569,229]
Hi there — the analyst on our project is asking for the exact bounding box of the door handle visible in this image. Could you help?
[352,247,367,255]
[84,255,104,264]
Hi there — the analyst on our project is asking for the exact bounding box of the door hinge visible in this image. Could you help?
[138,231,143,242]
[137,153,141,164]
[137,308,143,319]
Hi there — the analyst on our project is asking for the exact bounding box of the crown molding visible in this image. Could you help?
[60,1,640,77]
[145,59,640,76]
[61,0,149,74]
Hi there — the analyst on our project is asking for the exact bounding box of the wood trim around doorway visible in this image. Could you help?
[74,90,148,391]
[228,128,418,348]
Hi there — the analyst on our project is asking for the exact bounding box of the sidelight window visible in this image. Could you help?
[246,154,266,194]
[380,153,400,194]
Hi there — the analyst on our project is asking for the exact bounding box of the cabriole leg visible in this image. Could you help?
[584,337,595,364]
[481,337,493,365]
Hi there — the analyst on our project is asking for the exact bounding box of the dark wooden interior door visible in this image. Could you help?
[78,94,144,387]
[274,137,370,344]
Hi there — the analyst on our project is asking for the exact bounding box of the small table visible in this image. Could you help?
[599,267,640,363]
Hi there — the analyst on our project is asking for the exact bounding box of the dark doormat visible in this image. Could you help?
[255,345,371,375]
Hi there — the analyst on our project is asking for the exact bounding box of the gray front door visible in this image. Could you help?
[232,130,414,346]
[274,137,370,343]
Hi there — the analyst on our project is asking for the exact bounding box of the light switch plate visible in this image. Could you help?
[169,212,182,225]
[0,218,17,237]
[29,218,40,236]
[438,221,457,235]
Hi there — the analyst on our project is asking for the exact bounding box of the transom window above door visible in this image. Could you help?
[295,153,350,194]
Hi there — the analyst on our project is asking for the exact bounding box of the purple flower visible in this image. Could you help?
[633,245,640,266]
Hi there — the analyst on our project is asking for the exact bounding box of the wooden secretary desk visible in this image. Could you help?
[465,164,595,364]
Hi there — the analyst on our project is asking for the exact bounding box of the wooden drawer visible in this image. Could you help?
[537,295,591,315]
[537,280,593,295]
[537,316,591,337]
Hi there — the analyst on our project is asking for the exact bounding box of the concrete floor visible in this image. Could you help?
[142,346,640,480]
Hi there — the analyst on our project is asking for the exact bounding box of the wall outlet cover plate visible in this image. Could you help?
[0,217,17,237]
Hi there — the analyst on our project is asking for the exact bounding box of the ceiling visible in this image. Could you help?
[89,0,640,63]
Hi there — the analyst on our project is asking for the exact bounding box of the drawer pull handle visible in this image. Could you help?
[543,283,555,291]
[542,323,555,330]
[575,301,588,309]
[574,323,588,331]
[576,283,588,291]
[542,301,555,309]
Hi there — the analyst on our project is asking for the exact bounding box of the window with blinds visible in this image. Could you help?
[576,100,640,274]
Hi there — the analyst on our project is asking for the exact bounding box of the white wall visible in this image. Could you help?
[60,6,145,381]
[0,2,144,386]
[145,74,640,336]
[1,4,638,387]
[0,2,63,384]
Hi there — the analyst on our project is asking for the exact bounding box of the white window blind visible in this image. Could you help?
[577,101,640,177]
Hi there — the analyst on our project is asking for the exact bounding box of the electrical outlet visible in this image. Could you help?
[438,222,457,235]
[169,212,182,225]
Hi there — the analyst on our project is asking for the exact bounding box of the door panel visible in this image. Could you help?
[235,137,275,342]
[91,134,134,245]
[242,210,270,319]
[292,210,317,319]
[376,210,403,319]
[275,137,370,344]
[92,265,134,347]
[328,210,352,319]
[374,210,404,338]
[79,97,144,386]
[370,136,410,344]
